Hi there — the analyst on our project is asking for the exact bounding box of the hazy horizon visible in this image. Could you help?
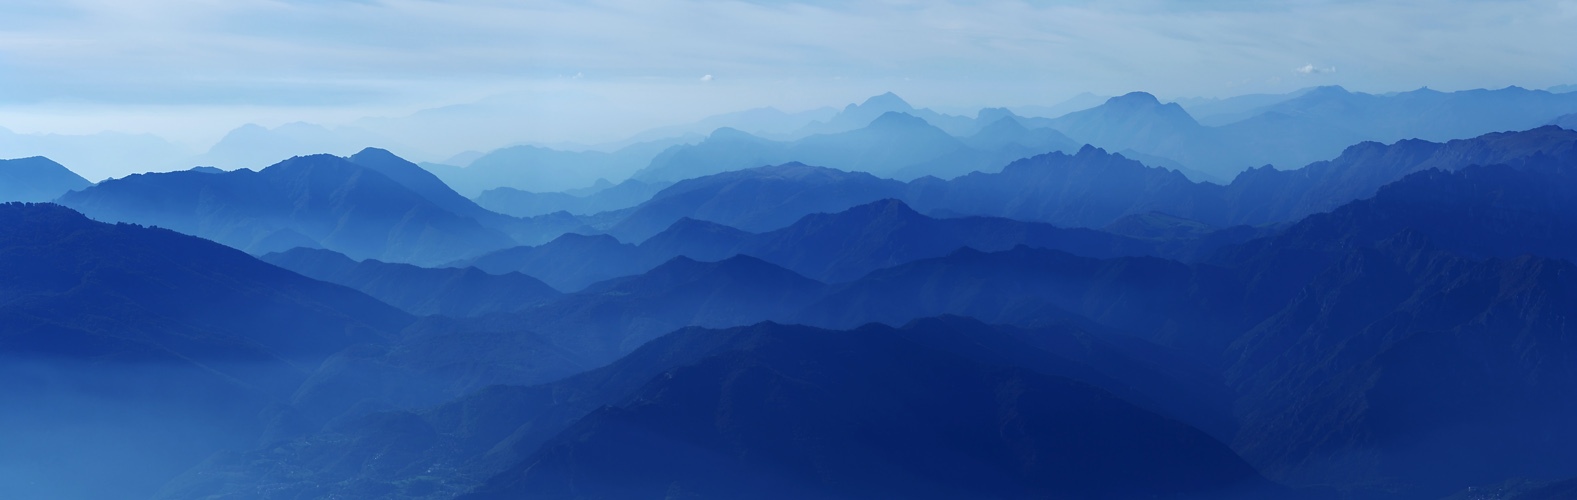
[2,0,1575,179]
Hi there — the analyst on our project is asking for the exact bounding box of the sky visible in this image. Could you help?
[1,0,1575,174]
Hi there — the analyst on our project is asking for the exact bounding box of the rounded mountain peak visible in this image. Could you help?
[1305,85,1352,97]
[859,92,913,111]
[867,111,930,129]
[707,127,762,141]
[1107,92,1162,108]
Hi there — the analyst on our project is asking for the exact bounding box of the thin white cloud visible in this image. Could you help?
[700,74,714,82]
[1295,64,1337,75]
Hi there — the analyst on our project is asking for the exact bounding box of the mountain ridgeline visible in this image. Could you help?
[0,156,92,202]
[527,126,1576,253]
[4,85,1577,500]
[52,149,598,266]
[0,202,411,499]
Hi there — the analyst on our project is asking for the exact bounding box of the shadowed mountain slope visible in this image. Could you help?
[168,319,1283,500]
[513,255,828,363]
[807,157,1577,497]
[261,247,562,317]
[1210,159,1577,494]
[346,147,505,223]
[0,202,411,500]
[463,321,1283,500]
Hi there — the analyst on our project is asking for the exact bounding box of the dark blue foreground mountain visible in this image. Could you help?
[168,319,1286,500]
[0,202,412,500]
[795,156,1577,498]
[1212,158,1577,494]
[466,322,1280,500]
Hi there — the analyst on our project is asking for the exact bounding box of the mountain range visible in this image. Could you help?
[630,108,1081,183]
[451,86,1577,194]
[8,83,1577,500]
[465,198,1162,291]
[544,125,1574,251]
[54,151,536,265]
[1040,86,1577,180]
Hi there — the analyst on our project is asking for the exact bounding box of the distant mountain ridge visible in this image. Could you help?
[911,126,1577,229]
[475,178,670,218]
[427,138,687,196]
[1041,86,1577,179]
[631,110,1079,183]
[0,156,91,202]
[261,247,562,317]
[196,122,379,171]
[790,91,982,137]
[564,86,1577,193]
[57,153,518,265]
[568,126,1551,253]
[1553,112,1577,130]
[465,198,1160,291]
[0,126,190,182]
[611,162,910,242]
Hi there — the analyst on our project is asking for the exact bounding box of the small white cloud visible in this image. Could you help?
[1295,64,1336,75]
[573,72,584,79]
[700,74,714,82]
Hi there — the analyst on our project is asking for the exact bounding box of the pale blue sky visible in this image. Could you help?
[0,0,1574,149]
